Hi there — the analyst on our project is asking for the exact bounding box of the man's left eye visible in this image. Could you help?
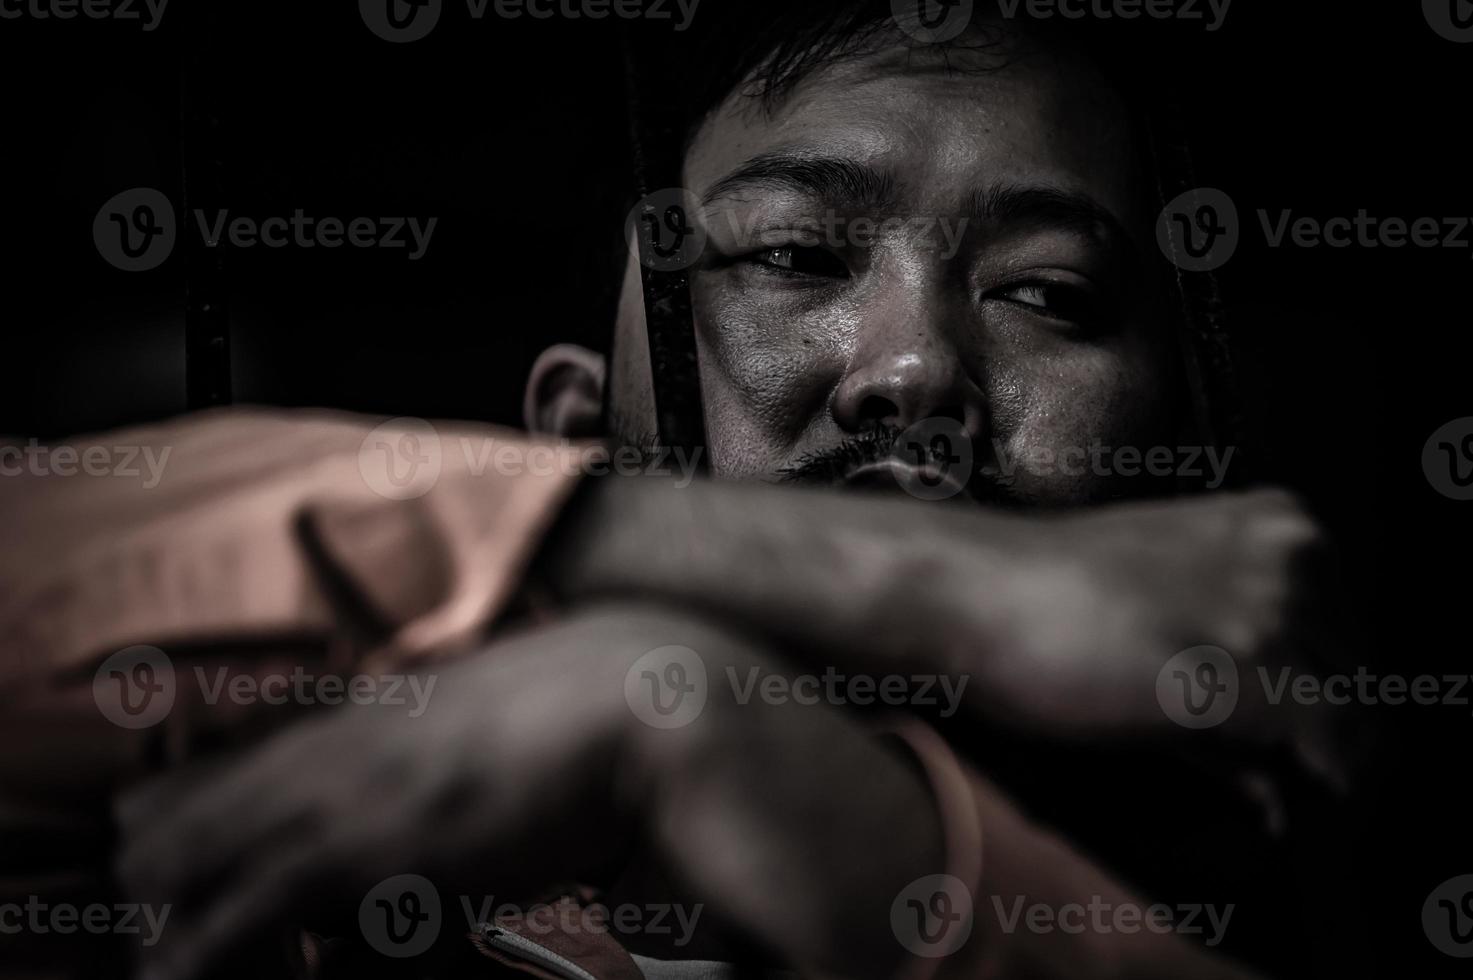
[990,282,1111,328]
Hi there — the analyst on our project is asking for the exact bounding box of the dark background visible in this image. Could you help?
[0,1,1465,976]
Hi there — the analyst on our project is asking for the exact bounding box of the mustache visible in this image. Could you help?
[776,423,1025,507]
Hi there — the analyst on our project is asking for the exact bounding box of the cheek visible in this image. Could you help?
[690,277,851,474]
[990,338,1171,498]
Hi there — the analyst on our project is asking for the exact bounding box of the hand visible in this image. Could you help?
[115,602,945,980]
[963,489,1343,761]
[545,480,1348,793]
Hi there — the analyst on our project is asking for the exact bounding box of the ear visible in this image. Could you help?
[523,344,607,437]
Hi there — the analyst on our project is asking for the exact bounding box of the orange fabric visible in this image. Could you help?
[0,408,587,691]
[0,409,590,979]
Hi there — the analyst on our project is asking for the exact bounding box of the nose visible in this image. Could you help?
[830,295,987,439]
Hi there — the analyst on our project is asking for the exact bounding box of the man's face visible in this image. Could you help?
[584,28,1177,505]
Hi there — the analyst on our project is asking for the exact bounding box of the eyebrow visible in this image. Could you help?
[701,153,1135,249]
[970,183,1135,248]
[700,153,898,210]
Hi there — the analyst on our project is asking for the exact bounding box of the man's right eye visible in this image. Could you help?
[749,246,848,279]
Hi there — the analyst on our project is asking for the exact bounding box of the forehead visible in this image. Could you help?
[684,35,1149,236]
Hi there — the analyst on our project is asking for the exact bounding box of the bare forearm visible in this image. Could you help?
[535,474,1017,688]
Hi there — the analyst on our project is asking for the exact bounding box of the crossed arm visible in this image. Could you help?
[113,470,1342,979]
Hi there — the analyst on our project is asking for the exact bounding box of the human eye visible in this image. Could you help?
[983,276,1119,335]
[747,244,849,279]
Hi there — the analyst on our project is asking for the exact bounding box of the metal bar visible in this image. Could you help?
[621,26,708,466]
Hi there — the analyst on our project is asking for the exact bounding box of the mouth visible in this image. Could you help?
[843,459,972,502]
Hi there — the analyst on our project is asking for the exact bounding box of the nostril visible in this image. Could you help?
[856,394,903,428]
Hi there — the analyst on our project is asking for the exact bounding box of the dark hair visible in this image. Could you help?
[660,0,1195,148]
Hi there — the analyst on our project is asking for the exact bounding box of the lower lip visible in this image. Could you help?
[844,460,971,501]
